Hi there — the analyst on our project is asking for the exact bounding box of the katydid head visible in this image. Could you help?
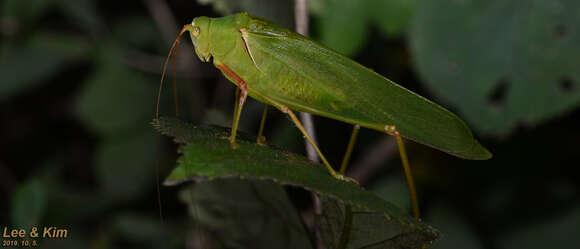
[190,16,211,62]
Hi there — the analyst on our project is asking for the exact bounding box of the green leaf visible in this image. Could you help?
[94,131,157,200]
[55,0,101,32]
[317,195,437,249]
[154,117,439,248]
[499,207,580,249]
[2,0,52,24]
[370,176,412,213]
[0,34,88,100]
[179,179,313,249]
[410,0,580,134]
[112,16,164,52]
[112,213,174,246]
[197,0,294,28]
[370,0,416,36]
[427,205,483,249]
[315,0,368,56]
[11,179,46,227]
[76,44,155,135]
[312,0,415,56]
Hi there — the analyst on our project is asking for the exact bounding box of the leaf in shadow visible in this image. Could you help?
[11,179,46,228]
[317,195,437,249]
[76,44,155,135]
[0,34,89,101]
[499,207,580,249]
[180,179,313,249]
[153,117,439,249]
[94,131,157,200]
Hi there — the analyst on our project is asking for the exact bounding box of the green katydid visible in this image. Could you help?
[156,13,492,219]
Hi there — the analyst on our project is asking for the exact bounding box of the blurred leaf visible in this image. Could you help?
[27,32,92,56]
[55,0,101,32]
[315,0,368,56]
[427,205,483,249]
[308,0,325,16]
[111,213,182,248]
[112,16,164,52]
[76,44,155,135]
[95,131,157,200]
[499,207,580,249]
[44,184,112,224]
[370,0,416,36]
[2,0,100,34]
[11,179,46,227]
[2,0,52,24]
[370,176,411,213]
[180,179,313,249]
[0,34,88,100]
[154,117,438,246]
[312,0,415,56]
[411,0,580,134]
[317,195,437,249]
[197,0,294,28]
[113,214,162,242]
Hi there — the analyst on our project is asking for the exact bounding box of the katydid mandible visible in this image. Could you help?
[157,13,492,219]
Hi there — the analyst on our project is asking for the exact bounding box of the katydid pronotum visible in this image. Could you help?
[156,13,492,219]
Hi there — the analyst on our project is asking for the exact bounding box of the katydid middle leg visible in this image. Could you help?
[256,104,269,145]
[339,124,361,174]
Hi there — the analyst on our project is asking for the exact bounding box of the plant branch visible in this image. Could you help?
[295,0,318,164]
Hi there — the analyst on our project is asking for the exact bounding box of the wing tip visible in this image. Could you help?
[453,140,493,160]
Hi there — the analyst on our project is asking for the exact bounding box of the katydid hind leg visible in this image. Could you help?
[385,125,421,219]
[245,91,358,184]
[256,104,269,145]
[277,105,357,184]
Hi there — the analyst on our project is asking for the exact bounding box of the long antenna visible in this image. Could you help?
[156,25,191,119]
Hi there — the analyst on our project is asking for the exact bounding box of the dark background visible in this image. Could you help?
[1,0,579,248]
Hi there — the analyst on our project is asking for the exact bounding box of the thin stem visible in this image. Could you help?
[294,3,326,249]
[294,0,318,163]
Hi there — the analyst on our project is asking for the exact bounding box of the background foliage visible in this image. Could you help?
[1,0,579,248]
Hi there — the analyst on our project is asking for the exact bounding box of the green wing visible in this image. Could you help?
[241,17,491,160]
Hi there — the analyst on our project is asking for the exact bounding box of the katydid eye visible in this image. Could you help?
[192,26,200,36]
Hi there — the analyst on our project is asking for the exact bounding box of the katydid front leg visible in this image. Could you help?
[215,63,248,150]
